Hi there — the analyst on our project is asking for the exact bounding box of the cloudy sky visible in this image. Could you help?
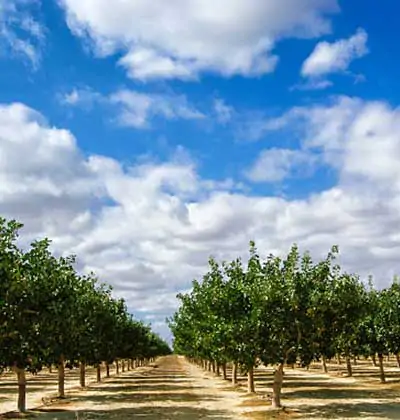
[1,0,399,340]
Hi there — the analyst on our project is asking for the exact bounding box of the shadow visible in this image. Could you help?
[296,401,400,419]
[282,387,398,400]
[86,384,203,393]
[66,391,218,405]
[32,405,235,419]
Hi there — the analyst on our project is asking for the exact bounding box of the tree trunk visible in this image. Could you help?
[345,355,352,377]
[49,365,52,373]
[116,360,120,375]
[353,356,357,365]
[232,362,238,385]
[96,364,101,382]
[336,354,341,365]
[247,366,255,393]
[396,354,400,368]
[16,368,27,413]
[216,364,220,376]
[212,361,216,373]
[79,362,86,387]
[122,360,125,372]
[321,355,328,373]
[222,363,227,380]
[272,363,284,409]
[106,363,110,378]
[378,354,386,383]
[372,354,377,367]
[58,355,65,398]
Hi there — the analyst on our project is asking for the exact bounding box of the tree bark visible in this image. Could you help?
[58,355,65,398]
[272,363,284,409]
[232,362,238,385]
[122,360,125,372]
[247,366,255,393]
[378,353,386,383]
[116,360,120,375]
[372,354,377,367]
[212,361,216,373]
[96,364,101,382]
[106,362,110,378]
[49,365,52,373]
[216,364,220,376]
[353,356,357,365]
[79,362,86,387]
[222,363,227,380]
[396,354,400,368]
[336,354,341,365]
[16,368,27,413]
[321,355,328,373]
[345,355,352,377]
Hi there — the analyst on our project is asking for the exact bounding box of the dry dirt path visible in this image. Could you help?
[2,356,250,419]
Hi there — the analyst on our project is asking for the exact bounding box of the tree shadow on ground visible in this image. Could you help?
[295,401,400,419]
[66,391,218,405]
[30,405,234,419]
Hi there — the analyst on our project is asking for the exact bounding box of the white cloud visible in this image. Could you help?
[3,97,400,337]
[60,87,102,109]
[301,28,368,79]
[58,0,339,80]
[60,87,205,129]
[109,90,205,128]
[245,148,316,183]
[0,0,45,67]
[214,99,234,124]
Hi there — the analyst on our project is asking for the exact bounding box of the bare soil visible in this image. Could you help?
[1,357,400,419]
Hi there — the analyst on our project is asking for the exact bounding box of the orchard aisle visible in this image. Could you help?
[5,356,248,419]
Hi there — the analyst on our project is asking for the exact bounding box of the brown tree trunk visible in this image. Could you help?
[247,366,255,393]
[353,356,357,365]
[116,360,120,375]
[336,354,341,365]
[372,354,377,367]
[222,363,227,380]
[122,360,125,372]
[16,368,27,413]
[79,362,86,387]
[58,355,65,398]
[49,365,52,373]
[321,355,328,373]
[232,362,238,385]
[216,364,220,376]
[106,362,110,378]
[272,363,284,409]
[212,361,216,373]
[96,364,101,382]
[345,355,352,377]
[396,354,400,368]
[378,354,386,383]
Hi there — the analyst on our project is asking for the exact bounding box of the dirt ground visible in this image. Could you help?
[1,356,400,419]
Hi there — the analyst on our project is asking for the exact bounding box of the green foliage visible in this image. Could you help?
[0,216,171,374]
[170,239,400,399]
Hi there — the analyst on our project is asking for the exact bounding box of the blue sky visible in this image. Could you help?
[1,0,400,340]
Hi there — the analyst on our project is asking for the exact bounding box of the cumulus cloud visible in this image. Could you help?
[3,96,400,337]
[58,0,339,80]
[0,0,45,67]
[213,99,234,124]
[61,87,205,129]
[245,148,316,183]
[300,28,368,89]
[110,90,205,128]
